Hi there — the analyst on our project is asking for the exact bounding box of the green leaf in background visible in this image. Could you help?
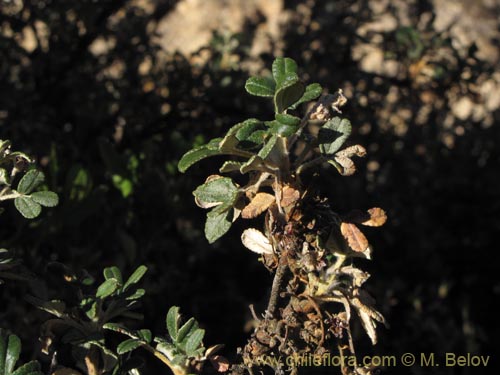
[112,174,133,198]
[123,265,148,290]
[193,177,238,206]
[96,278,119,298]
[318,117,352,155]
[244,77,275,97]
[289,83,322,109]
[30,191,59,207]
[14,196,41,219]
[166,306,181,341]
[117,339,142,355]
[66,165,92,201]
[205,209,232,244]
[178,144,222,173]
[16,170,44,194]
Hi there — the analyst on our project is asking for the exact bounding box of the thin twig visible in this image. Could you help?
[265,258,287,319]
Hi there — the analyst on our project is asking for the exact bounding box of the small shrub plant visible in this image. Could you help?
[179,57,387,375]
[0,57,386,375]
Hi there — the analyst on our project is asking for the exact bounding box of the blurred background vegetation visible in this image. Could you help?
[1,0,499,374]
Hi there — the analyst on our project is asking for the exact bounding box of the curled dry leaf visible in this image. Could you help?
[342,207,386,227]
[241,192,275,219]
[340,222,368,253]
[241,228,274,254]
[363,207,387,227]
[334,155,356,176]
[335,144,367,158]
[351,294,386,345]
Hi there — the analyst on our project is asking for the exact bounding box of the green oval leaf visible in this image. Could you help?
[117,339,142,355]
[205,209,232,244]
[104,266,122,283]
[244,77,275,97]
[185,329,205,356]
[289,83,322,109]
[30,191,59,207]
[318,117,352,155]
[137,329,152,343]
[193,177,238,205]
[275,81,305,114]
[14,196,42,219]
[177,318,198,344]
[166,306,181,341]
[17,170,44,194]
[272,57,298,89]
[123,265,147,290]
[96,278,119,298]
[125,288,145,301]
[178,145,222,173]
[258,135,278,159]
[268,114,301,136]
[5,335,21,374]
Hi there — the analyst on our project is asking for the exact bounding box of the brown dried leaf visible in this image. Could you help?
[362,207,387,227]
[335,144,367,158]
[241,192,275,219]
[340,223,368,252]
[280,185,300,208]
